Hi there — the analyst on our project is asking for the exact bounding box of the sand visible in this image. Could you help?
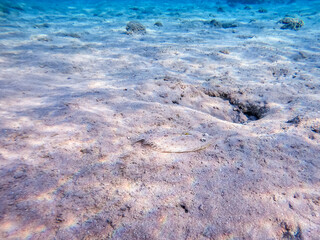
[0,0,320,239]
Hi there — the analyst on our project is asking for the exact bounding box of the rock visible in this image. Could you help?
[311,126,320,133]
[154,21,163,27]
[278,17,304,30]
[236,35,255,39]
[34,23,50,28]
[207,19,222,27]
[126,21,146,35]
[221,22,238,28]
[286,115,302,125]
[56,32,81,38]
[206,19,238,28]
[219,49,230,54]
[217,7,225,13]
[258,8,268,13]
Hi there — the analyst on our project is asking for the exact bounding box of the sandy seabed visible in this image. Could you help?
[0,0,320,239]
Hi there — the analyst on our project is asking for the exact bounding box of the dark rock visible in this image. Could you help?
[126,21,147,35]
[221,22,238,28]
[154,21,163,27]
[311,126,320,133]
[217,7,225,12]
[207,19,222,27]
[219,49,230,54]
[237,35,255,39]
[286,116,302,125]
[281,222,303,240]
[34,23,50,28]
[179,203,189,213]
[258,8,268,13]
[206,19,238,28]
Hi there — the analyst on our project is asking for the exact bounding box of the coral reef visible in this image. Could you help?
[278,17,304,30]
[126,21,147,35]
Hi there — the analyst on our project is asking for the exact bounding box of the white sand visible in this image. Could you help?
[0,0,320,239]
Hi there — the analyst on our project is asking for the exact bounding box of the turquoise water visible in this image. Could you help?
[1,0,320,11]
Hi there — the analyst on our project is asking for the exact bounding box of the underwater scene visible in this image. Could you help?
[0,0,320,239]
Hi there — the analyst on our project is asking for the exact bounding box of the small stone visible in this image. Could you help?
[258,8,268,13]
[154,21,163,27]
[221,22,238,28]
[219,49,230,54]
[217,7,225,13]
[56,214,64,223]
[34,23,50,28]
[286,115,302,125]
[159,93,168,98]
[311,126,320,133]
[206,19,238,28]
[80,148,91,154]
[13,172,26,179]
[207,19,222,27]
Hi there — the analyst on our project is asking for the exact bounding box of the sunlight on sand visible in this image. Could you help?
[34,191,54,202]
[16,225,47,239]
[0,221,17,233]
